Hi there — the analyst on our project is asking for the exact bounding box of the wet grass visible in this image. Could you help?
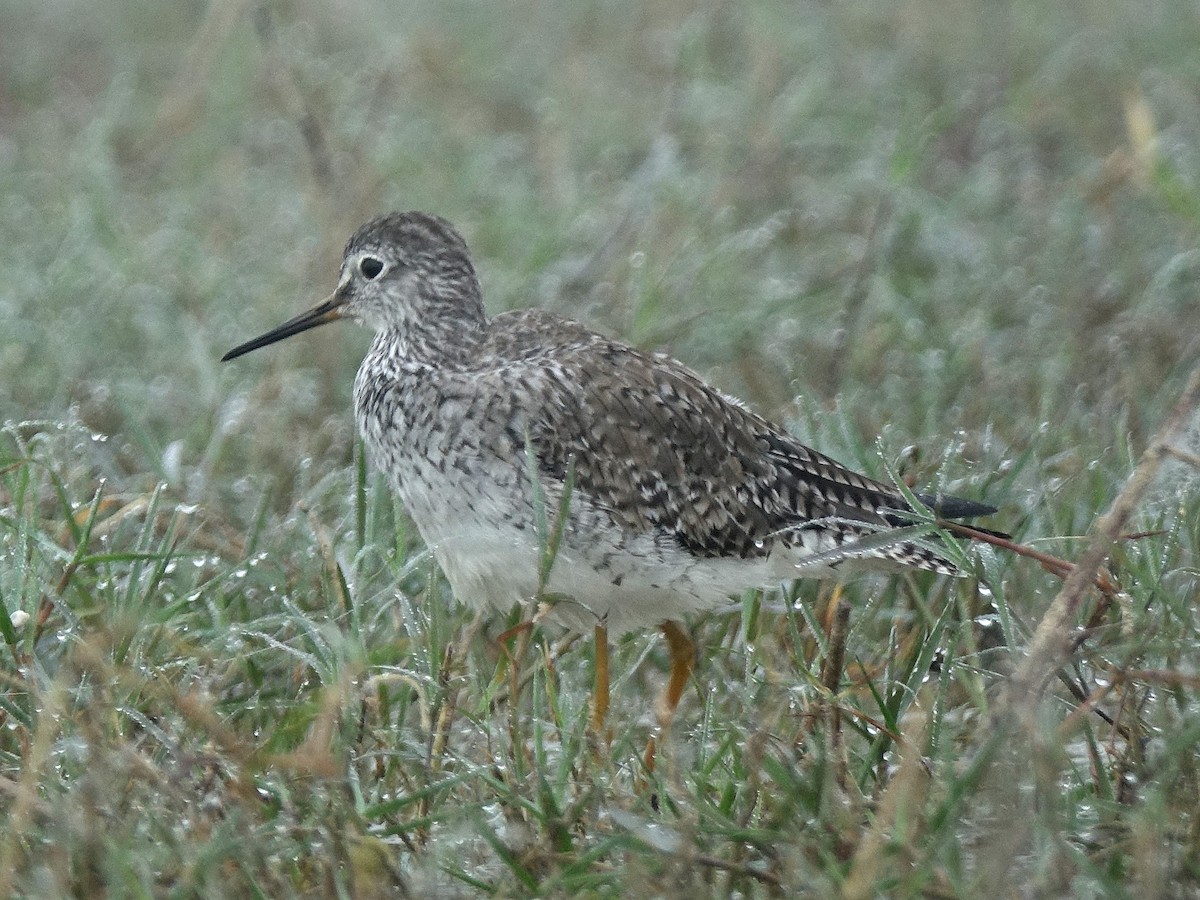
[3,0,1200,895]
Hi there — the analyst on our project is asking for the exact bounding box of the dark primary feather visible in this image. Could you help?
[480,309,991,569]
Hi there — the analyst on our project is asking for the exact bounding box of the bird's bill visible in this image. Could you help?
[221,291,346,361]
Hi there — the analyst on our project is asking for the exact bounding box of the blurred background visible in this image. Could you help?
[4,0,1198,511]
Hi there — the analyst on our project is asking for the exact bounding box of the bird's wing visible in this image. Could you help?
[504,327,954,562]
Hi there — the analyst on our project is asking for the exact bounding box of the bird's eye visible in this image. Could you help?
[359,256,384,280]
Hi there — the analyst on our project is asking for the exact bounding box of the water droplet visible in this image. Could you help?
[162,440,184,483]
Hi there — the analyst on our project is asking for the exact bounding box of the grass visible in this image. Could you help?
[3,0,1200,895]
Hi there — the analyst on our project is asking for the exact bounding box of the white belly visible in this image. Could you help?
[393,460,788,634]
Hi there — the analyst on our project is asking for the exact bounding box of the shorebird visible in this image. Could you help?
[223,211,994,762]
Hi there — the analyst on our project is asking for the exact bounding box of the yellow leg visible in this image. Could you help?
[643,619,695,774]
[590,624,611,744]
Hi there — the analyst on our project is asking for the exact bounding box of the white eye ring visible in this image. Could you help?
[359,256,385,280]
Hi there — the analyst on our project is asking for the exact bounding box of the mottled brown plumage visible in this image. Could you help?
[224,211,993,635]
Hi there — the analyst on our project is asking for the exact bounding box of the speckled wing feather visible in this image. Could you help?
[484,310,981,573]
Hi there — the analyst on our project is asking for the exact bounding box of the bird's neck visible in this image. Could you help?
[384,296,488,367]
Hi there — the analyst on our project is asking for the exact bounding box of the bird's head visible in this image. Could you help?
[222,211,484,362]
